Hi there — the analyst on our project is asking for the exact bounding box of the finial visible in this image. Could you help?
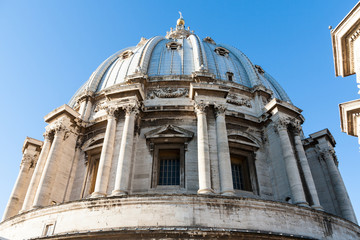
[177,11,185,26]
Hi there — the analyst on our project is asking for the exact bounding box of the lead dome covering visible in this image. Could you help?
[69,25,291,107]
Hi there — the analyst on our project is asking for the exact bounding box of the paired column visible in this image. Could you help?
[20,132,53,212]
[321,149,357,223]
[292,126,322,210]
[112,104,139,196]
[3,149,38,219]
[32,126,66,208]
[214,104,234,196]
[91,107,117,197]
[276,119,308,206]
[195,102,213,194]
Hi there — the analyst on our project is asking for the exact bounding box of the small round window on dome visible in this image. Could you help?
[166,41,182,50]
[120,50,133,59]
[214,47,229,57]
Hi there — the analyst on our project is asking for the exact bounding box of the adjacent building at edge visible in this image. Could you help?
[332,2,360,149]
[1,16,359,240]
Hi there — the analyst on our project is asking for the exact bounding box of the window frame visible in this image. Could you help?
[151,144,185,189]
[81,147,101,198]
[229,147,259,195]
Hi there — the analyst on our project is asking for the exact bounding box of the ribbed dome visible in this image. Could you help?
[69,28,290,107]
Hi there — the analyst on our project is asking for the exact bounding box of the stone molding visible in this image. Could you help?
[1,195,359,240]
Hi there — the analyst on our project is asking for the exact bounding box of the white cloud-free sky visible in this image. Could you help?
[0,0,359,221]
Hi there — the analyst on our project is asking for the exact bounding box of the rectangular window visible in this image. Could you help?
[152,145,184,188]
[158,149,180,185]
[43,224,54,236]
[231,155,252,191]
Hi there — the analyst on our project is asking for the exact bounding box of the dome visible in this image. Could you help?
[69,24,290,107]
[2,16,359,240]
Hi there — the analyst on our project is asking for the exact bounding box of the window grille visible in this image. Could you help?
[231,163,245,190]
[158,149,180,185]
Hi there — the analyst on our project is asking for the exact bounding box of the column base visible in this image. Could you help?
[111,190,127,196]
[221,190,235,196]
[90,192,106,198]
[311,205,324,211]
[197,188,214,194]
[295,201,310,208]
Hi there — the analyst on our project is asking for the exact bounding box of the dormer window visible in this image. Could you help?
[255,65,265,74]
[226,72,234,81]
[215,47,229,57]
[166,41,182,50]
[203,36,216,44]
[120,50,133,59]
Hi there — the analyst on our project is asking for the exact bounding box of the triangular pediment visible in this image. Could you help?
[145,125,194,140]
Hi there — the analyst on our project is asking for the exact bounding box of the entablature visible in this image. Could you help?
[339,98,360,136]
[331,2,360,77]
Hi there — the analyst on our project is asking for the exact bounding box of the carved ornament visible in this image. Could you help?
[21,153,38,168]
[94,101,107,113]
[147,87,189,99]
[194,101,209,114]
[226,94,252,108]
[214,103,226,117]
[350,28,360,42]
[122,103,140,116]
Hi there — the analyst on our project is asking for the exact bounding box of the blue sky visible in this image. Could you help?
[0,0,359,221]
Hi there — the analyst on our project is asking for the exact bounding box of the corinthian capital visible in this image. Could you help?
[319,148,338,165]
[122,103,140,116]
[105,106,118,118]
[21,153,37,168]
[276,117,290,131]
[43,131,54,142]
[194,101,209,115]
[289,119,302,135]
[214,103,226,117]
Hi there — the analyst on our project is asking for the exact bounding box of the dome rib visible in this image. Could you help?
[139,36,164,74]
[189,35,204,72]
[88,47,133,92]
[203,42,221,79]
